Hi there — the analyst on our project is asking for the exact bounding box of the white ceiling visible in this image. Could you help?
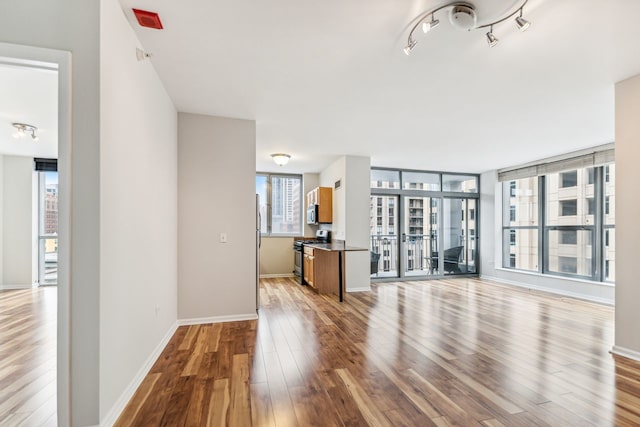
[0,61,57,159]
[119,0,640,174]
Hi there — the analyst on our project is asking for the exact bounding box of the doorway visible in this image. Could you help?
[0,42,71,425]
[369,168,479,280]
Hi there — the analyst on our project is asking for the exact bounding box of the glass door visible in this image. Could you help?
[442,198,477,275]
[403,196,440,276]
[370,195,399,278]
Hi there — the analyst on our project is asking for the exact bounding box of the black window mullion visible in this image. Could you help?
[539,175,545,274]
[594,166,604,281]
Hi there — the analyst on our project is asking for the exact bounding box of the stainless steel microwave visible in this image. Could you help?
[307,205,318,224]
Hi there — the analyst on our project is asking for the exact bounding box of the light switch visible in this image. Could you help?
[220,233,228,243]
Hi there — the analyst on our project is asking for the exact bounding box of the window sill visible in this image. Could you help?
[494,267,615,287]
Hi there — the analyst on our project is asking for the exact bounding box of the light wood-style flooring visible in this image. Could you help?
[0,287,57,426]
[116,277,640,426]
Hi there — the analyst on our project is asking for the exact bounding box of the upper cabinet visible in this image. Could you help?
[307,187,332,223]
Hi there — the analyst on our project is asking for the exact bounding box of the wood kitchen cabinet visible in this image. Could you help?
[307,187,332,223]
[313,250,339,295]
[303,246,315,288]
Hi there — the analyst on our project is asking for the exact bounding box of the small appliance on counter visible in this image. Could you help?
[293,230,331,277]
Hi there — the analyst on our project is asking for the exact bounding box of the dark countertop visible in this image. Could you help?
[303,242,368,252]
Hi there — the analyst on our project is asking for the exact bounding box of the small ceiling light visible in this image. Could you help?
[515,9,531,32]
[403,38,417,56]
[12,123,39,141]
[422,14,440,33]
[486,26,498,47]
[271,153,291,166]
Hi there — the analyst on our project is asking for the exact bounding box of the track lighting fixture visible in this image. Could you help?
[422,14,440,33]
[486,26,498,47]
[403,0,532,55]
[515,9,530,32]
[403,38,417,56]
[12,123,39,141]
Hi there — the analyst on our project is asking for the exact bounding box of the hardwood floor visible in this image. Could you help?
[117,277,640,426]
[0,287,57,427]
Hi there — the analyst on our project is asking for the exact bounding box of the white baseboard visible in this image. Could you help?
[480,274,614,305]
[259,273,295,278]
[347,286,371,293]
[611,345,640,362]
[178,313,258,326]
[100,321,179,427]
[0,283,38,290]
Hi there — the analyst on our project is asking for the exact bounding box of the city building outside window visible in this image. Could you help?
[370,168,479,279]
[256,173,302,236]
[502,176,538,272]
[559,199,577,216]
[502,162,614,282]
[560,170,577,188]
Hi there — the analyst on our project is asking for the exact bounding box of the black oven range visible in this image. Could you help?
[293,230,331,279]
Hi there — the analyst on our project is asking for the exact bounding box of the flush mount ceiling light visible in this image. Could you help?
[12,123,39,141]
[403,0,532,55]
[271,153,291,166]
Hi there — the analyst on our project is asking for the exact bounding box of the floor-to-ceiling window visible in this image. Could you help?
[37,160,58,286]
[370,168,479,280]
[500,150,615,283]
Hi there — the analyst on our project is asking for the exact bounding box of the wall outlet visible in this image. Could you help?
[220,233,227,243]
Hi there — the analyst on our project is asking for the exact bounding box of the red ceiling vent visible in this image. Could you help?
[132,8,163,30]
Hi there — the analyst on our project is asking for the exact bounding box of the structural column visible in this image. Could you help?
[614,73,640,359]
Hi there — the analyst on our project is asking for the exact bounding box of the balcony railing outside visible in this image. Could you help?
[39,236,58,285]
[370,234,439,277]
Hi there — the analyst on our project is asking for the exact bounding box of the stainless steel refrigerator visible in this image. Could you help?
[256,194,261,312]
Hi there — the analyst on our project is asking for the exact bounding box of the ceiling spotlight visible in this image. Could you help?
[422,14,440,33]
[515,9,530,31]
[403,0,531,55]
[486,26,498,47]
[12,123,39,141]
[403,38,417,56]
[271,153,291,166]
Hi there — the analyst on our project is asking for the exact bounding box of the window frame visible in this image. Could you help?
[560,170,578,188]
[502,165,614,283]
[559,199,578,216]
[370,167,480,281]
[257,172,303,236]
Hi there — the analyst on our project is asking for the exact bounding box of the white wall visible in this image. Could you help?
[99,0,178,422]
[2,156,35,287]
[0,157,3,282]
[320,157,346,239]
[614,74,640,358]
[320,155,371,291]
[0,1,101,424]
[178,113,257,321]
[260,237,294,276]
[303,172,319,237]
[479,170,615,304]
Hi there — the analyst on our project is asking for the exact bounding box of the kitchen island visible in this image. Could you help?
[301,241,368,302]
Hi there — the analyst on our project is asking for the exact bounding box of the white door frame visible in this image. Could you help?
[0,42,71,427]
